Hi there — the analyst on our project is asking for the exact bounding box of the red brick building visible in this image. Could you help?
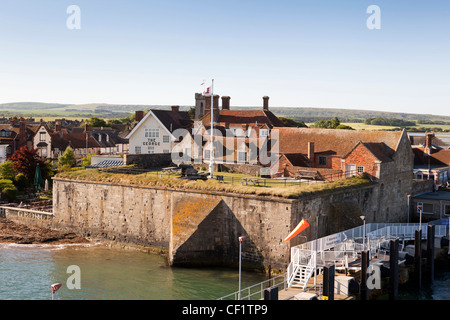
[270,127,413,181]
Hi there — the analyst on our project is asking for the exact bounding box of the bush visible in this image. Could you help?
[14,173,28,191]
[0,161,16,181]
[58,147,76,168]
[0,179,17,202]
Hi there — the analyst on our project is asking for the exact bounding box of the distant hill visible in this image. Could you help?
[0,102,449,122]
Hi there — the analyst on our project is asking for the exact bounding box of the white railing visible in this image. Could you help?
[218,220,449,300]
[217,274,287,300]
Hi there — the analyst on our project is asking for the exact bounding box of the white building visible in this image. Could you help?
[125,107,193,155]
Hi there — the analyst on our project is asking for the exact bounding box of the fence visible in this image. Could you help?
[217,274,287,301]
[98,167,362,188]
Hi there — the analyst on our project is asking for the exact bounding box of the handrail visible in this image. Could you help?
[217,274,287,300]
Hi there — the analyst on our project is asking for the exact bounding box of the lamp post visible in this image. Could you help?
[238,236,245,300]
[360,216,366,251]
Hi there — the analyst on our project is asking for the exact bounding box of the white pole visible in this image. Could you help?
[238,236,243,299]
[209,79,214,179]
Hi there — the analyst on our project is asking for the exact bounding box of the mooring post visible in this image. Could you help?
[323,264,335,300]
[360,250,369,300]
[414,229,422,289]
[426,225,435,282]
[389,239,399,300]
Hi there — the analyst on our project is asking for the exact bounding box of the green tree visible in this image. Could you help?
[86,117,108,127]
[81,154,92,167]
[58,146,76,168]
[0,161,16,181]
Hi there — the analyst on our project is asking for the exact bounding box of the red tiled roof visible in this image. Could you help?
[272,127,403,158]
[413,147,450,166]
[202,109,286,128]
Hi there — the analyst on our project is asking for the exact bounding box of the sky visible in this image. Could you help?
[0,0,449,116]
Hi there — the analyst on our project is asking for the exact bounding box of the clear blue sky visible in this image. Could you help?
[0,0,449,116]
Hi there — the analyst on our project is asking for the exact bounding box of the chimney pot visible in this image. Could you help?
[221,96,231,110]
[171,105,180,112]
[308,142,315,162]
[425,132,435,155]
[135,111,144,122]
[263,96,269,111]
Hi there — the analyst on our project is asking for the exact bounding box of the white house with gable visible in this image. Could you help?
[125,107,193,155]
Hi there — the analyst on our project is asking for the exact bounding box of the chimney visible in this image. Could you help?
[221,96,230,110]
[308,142,315,161]
[19,120,26,134]
[135,111,144,122]
[263,96,269,111]
[213,95,219,110]
[55,121,61,132]
[425,132,434,155]
[171,105,180,112]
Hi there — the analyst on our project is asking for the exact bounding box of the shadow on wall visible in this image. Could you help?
[171,200,265,271]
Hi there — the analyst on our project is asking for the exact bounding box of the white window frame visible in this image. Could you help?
[260,129,269,137]
[148,146,155,154]
[163,135,170,144]
[444,204,450,216]
[145,128,160,138]
[357,166,365,174]
[205,150,211,160]
[238,151,247,163]
[135,146,141,154]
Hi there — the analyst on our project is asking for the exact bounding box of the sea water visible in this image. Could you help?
[0,243,448,300]
[0,244,266,300]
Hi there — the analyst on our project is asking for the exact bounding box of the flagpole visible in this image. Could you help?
[209,79,214,179]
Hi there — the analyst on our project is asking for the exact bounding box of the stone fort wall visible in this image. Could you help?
[51,177,422,272]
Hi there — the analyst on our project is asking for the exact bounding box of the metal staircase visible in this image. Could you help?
[290,264,315,289]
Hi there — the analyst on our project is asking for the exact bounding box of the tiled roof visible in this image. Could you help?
[413,147,450,166]
[272,127,404,158]
[202,109,286,128]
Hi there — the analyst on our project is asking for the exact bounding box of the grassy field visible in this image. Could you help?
[307,122,450,131]
[55,167,372,199]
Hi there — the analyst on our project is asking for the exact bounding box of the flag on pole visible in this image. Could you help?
[203,86,211,96]
[51,283,62,294]
[284,219,310,242]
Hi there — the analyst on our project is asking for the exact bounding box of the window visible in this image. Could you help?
[205,150,211,160]
[38,146,47,157]
[163,135,170,144]
[238,152,247,162]
[445,205,450,216]
[423,203,433,214]
[39,132,46,142]
[148,146,154,154]
[260,129,269,137]
[135,146,141,154]
[357,166,365,174]
[145,128,159,138]
[319,156,327,165]
[418,202,434,214]
[163,149,169,154]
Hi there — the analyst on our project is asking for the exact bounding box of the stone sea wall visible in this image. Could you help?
[51,178,408,272]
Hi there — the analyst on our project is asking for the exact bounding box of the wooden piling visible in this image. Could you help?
[360,251,369,300]
[323,264,335,300]
[389,239,399,300]
[426,225,435,282]
[414,229,422,289]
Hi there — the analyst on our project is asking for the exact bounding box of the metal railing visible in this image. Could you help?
[217,274,287,300]
[220,220,449,300]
